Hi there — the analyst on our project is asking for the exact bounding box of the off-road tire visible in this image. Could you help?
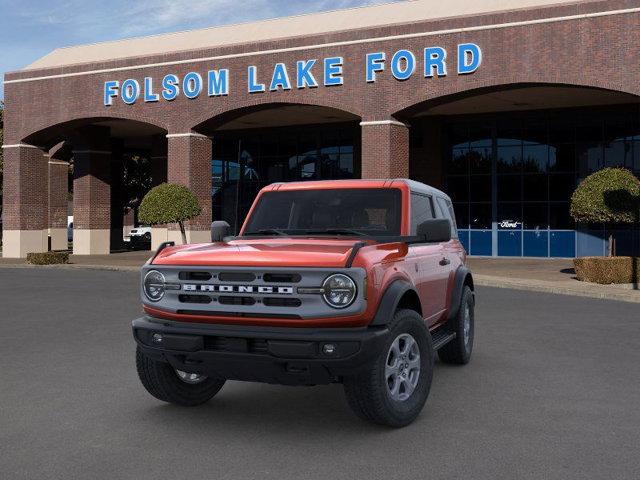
[343,309,434,428]
[438,286,474,365]
[136,347,226,406]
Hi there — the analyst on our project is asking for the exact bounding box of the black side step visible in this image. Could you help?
[432,330,456,350]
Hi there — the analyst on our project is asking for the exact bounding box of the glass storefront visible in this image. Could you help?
[212,123,359,233]
[444,105,640,257]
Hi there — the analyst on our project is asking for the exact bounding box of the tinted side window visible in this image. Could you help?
[436,197,459,239]
[410,193,435,234]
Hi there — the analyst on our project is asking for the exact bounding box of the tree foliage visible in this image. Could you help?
[121,153,152,210]
[138,183,202,244]
[570,168,640,224]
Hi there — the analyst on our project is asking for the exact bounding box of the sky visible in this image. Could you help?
[0,0,401,100]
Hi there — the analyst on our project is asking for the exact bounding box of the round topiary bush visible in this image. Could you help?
[138,183,202,244]
[571,168,640,224]
[570,168,640,256]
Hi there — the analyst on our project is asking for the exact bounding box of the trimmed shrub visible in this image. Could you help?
[27,251,70,265]
[570,168,640,224]
[570,168,640,256]
[138,183,202,244]
[574,256,640,284]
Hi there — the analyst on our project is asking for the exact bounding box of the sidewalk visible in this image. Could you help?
[468,257,640,303]
[1,251,639,303]
[0,250,149,271]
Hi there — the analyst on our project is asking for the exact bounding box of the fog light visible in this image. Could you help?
[322,343,336,355]
[152,333,163,344]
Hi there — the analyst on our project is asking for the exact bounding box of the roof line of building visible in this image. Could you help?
[5,6,639,86]
[39,0,408,54]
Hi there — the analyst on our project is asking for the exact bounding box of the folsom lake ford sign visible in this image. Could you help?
[103,43,482,106]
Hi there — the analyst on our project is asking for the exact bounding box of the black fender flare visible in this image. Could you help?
[447,266,474,321]
[370,280,417,326]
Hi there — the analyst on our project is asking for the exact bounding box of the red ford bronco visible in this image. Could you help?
[133,179,475,427]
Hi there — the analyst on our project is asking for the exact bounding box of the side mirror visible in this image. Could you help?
[417,219,451,243]
[211,221,231,242]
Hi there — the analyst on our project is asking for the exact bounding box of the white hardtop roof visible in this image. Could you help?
[25,0,586,70]
[266,179,451,200]
[401,179,451,200]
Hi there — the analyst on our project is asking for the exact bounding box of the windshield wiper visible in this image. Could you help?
[304,228,366,236]
[245,229,288,236]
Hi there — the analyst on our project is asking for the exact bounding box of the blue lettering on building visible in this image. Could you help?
[208,69,229,96]
[182,72,203,99]
[103,44,482,106]
[296,60,318,89]
[161,74,179,101]
[269,63,292,91]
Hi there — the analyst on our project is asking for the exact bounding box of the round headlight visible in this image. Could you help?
[322,274,357,309]
[143,270,166,302]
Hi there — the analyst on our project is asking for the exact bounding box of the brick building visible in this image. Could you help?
[3,0,640,258]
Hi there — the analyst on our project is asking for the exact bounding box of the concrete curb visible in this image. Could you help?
[0,263,141,272]
[474,274,640,304]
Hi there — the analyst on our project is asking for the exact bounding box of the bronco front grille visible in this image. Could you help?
[143,266,366,320]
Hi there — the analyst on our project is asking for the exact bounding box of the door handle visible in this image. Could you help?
[439,257,450,266]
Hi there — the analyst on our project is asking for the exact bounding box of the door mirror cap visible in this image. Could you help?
[211,221,231,242]
[417,219,451,243]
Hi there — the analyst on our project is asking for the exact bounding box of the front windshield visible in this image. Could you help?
[243,188,402,237]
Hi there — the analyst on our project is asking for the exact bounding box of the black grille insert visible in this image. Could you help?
[179,271,212,281]
[263,273,301,283]
[263,297,302,307]
[218,272,256,282]
[202,336,269,354]
[249,339,268,353]
[218,296,256,306]
[178,294,212,304]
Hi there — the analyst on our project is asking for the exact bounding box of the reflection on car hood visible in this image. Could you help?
[152,238,371,268]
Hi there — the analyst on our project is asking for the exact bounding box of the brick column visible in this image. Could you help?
[166,132,212,245]
[72,127,112,255]
[48,159,69,251]
[360,120,410,179]
[1,144,49,258]
[150,134,169,250]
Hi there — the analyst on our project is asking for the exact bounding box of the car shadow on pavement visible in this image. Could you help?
[141,383,382,434]
[136,378,444,436]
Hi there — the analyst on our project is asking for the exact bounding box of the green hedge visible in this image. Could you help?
[27,251,70,265]
[574,256,640,284]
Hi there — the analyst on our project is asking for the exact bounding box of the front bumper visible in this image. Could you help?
[132,316,390,385]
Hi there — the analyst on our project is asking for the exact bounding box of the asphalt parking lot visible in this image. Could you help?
[1,268,639,480]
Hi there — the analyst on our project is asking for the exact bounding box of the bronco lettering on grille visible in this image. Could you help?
[182,284,294,294]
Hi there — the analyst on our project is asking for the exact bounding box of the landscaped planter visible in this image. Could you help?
[27,251,70,265]
[574,256,640,284]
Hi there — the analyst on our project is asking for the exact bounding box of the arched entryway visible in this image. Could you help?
[3,117,167,257]
[396,84,640,258]
[194,103,361,233]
